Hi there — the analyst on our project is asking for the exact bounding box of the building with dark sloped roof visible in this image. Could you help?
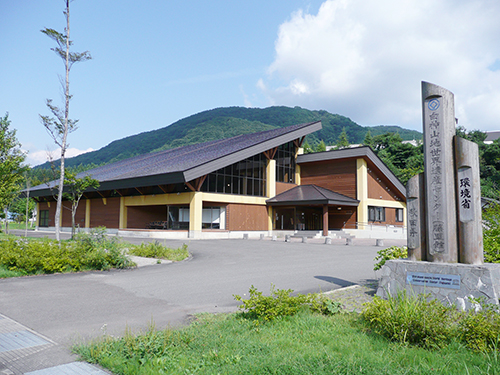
[31,121,406,238]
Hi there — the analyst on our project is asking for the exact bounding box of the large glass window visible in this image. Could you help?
[165,206,226,230]
[368,206,386,222]
[202,207,226,229]
[201,154,267,196]
[396,208,404,222]
[167,206,190,229]
[275,142,296,183]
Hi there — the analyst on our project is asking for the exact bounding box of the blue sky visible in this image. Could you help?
[3,0,500,166]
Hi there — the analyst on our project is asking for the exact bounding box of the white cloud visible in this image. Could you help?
[261,0,500,131]
[25,147,95,167]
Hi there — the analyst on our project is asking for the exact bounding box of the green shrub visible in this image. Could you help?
[362,291,457,348]
[483,203,500,263]
[373,245,408,271]
[234,285,342,321]
[73,227,133,270]
[128,241,189,261]
[459,303,500,352]
[0,228,134,276]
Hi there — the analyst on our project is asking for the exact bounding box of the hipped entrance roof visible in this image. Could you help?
[266,185,359,207]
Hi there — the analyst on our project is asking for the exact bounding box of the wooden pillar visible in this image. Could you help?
[407,173,426,261]
[422,81,458,263]
[35,202,40,228]
[189,192,203,238]
[356,158,368,229]
[266,159,276,198]
[267,206,273,234]
[455,136,483,264]
[322,205,329,236]
[119,197,127,229]
[85,199,91,228]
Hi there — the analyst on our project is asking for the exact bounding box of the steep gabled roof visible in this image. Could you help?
[31,121,322,197]
[266,184,359,206]
[297,146,406,198]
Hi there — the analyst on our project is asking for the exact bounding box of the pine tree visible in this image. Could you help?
[363,129,374,149]
[336,128,350,149]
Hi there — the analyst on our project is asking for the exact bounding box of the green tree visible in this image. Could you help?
[370,132,424,185]
[456,127,499,199]
[63,170,99,238]
[315,140,327,152]
[40,0,91,241]
[335,127,350,149]
[482,202,500,262]
[363,129,374,149]
[302,140,314,154]
[9,197,36,224]
[0,113,27,232]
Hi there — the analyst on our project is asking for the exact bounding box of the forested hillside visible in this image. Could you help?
[35,106,422,169]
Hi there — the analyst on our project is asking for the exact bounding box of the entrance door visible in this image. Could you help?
[274,208,295,230]
[295,207,323,231]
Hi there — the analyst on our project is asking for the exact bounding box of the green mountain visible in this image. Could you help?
[35,106,422,169]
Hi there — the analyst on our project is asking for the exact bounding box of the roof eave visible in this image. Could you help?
[266,199,359,207]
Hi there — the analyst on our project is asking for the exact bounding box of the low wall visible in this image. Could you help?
[377,259,500,310]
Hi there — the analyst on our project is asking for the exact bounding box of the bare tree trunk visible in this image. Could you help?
[71,205,76,239]
[54,0,71,242]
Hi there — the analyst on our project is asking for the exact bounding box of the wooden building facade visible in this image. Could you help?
[31,122,406,238]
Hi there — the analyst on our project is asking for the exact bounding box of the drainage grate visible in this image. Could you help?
[25,362,109,375]
[0,331,49,353]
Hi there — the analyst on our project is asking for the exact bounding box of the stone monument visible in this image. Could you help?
[377,82,500,310]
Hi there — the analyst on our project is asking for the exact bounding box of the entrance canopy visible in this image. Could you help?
[266,185,359,207]
[267,185,359,235]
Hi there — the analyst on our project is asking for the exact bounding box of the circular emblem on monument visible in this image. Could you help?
[428,99,440,111]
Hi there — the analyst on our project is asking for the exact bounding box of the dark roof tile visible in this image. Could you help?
[267,185,359,206]
[31,121,322,197]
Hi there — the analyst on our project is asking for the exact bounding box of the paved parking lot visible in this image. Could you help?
[0,232,405,374]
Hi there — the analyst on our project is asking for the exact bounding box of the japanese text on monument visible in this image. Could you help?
[426,98,446,253]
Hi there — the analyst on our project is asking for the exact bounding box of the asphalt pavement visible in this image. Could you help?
[0,231,405,374]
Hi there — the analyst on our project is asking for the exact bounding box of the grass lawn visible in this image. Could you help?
[2,222,35,231]
[76,311,500,375]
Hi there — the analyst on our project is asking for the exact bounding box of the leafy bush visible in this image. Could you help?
[483,203,500,263]
[459,303,500,352]
[363,291,500,352]
[73,227,133,270]
[128,241,189,261]
[373,246,408,271]
[0,228,134,276]
[234,285,342,321]
[362,291,457,348]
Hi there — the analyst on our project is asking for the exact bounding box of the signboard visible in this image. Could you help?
[406,272,460,289]
[457,166,474,222]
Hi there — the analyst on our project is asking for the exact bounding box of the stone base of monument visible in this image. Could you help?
[377,260,500,311]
